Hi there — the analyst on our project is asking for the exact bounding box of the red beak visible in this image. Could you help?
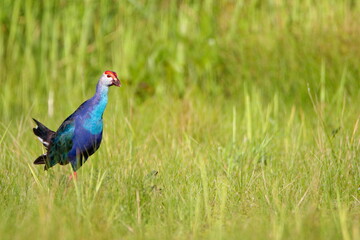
[112,78,121,87]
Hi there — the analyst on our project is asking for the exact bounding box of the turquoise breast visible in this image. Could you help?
[83,93,107,134]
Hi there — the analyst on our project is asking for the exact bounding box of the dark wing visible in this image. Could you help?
[46,119,75,169]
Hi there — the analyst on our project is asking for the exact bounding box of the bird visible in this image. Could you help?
[32,71,121,178]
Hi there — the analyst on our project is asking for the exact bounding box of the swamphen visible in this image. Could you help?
[32,71,121,178]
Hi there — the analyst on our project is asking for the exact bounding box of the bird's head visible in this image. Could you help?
[99,71,121,87]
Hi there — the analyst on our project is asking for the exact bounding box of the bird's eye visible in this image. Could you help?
[107,74,111,78]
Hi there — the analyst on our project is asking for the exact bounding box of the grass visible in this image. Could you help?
[1,0,360,239]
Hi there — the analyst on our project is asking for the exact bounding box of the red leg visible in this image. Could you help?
[69,171,77,180]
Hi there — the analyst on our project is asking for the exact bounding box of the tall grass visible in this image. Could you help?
[1,0,360,239]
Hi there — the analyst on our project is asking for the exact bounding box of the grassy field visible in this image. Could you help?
[1,0,360,239]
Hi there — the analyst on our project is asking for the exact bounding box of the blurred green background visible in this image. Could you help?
[1,0,360,239]
[1,0,359,121]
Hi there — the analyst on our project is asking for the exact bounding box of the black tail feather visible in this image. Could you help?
[32,118,55,149]
[32,118,52,138]
[34,154,47,164]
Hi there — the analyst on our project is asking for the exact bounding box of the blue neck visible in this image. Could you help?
[92,83,109,119]
[82,83,109,134]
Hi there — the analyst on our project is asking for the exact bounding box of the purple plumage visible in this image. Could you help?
[32,71,121,175]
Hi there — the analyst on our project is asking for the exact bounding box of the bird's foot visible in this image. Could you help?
[69,172,77,180]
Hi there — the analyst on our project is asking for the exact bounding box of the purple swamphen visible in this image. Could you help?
[32,71,121,178]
